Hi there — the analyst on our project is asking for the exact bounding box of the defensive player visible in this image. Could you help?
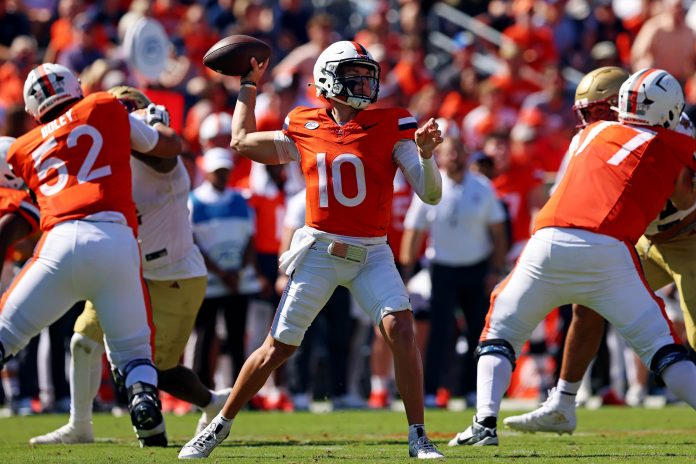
[448,68,696,447]
[504,71,696,433]
[0,136,39,270]
[180,41,444,459]
[29,86,230,445]
[0,64,180,446]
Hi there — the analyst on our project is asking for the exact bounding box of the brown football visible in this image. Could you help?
[203,35,271,76]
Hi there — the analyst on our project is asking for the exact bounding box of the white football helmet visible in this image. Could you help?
[615,68,684,130]
[0,136,24,190]
[23,63,83,122]
[313,41,380,110]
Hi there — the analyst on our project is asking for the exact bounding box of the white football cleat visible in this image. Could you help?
[449,417,498,446]
[179,415,231,459]
[503,389,576,434]
[408,436,445,459]
[196,388,232,434]
[29,423,94,445]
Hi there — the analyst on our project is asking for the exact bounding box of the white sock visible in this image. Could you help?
[556,379,581,408]
[408,424,426,441]
[69,333,104,427]
[371,375,388,392]
[476,354,512,419]
[661,361,696,408]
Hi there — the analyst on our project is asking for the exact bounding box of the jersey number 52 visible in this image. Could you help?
[31,124,112,196]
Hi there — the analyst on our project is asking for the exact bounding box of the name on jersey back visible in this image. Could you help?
[40,109,75,139]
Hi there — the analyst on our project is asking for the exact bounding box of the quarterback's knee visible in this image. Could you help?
[475,339,517,370]
[650,343,689,381]
[381,310,415,346]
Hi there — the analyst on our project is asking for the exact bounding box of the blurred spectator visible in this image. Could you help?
[537,0,588,70]
[520,65,574,174]
[391,34,433,102]
[274,0,311,50]
[44,0,110,65]
[272,13,335,107]
[483,131,546,264]
[490,41,543,109]
[87,0,127,46]
[587,0,633,68]
[179,4,220,76]
[590,41,622,68]
[462,79,517,151]
[436,32,480,126]
[182,82,233,156]
[502,0,558,72]
[0,0,31,62]
[151,0,187,37]
[57,13,107,74]
[189,148,259,389]
[631,0,696,85]
[0,36,38,111]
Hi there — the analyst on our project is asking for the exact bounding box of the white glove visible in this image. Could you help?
[145,103,170,127]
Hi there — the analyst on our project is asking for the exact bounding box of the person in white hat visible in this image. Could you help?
[188,147,266,400]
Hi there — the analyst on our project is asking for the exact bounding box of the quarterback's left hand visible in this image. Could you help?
[415,118,442,159]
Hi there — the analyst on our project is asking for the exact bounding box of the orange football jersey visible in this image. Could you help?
[0,187,40,232]
[247,190,285,254]
[492,160,545,244]
[8,93,137,232]
[535,121,696,244]
[283,106,417,237]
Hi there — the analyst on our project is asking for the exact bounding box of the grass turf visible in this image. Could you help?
[1,406,695,462]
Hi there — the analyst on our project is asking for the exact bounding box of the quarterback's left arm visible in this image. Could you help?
[394,140,441,205]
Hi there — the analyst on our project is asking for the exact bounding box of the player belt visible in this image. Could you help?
[645,209,696,245]
[327,240,367,265]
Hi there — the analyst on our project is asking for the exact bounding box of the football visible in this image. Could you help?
[203,35,271,77]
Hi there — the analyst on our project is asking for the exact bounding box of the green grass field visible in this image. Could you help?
[1,406,696,463]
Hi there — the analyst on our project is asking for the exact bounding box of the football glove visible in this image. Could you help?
[145,103,170,127]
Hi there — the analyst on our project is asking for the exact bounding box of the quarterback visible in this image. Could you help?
[180,40,444,459]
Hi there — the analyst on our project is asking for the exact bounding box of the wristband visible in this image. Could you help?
[240,81,257,88]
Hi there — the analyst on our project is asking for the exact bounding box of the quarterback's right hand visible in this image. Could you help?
[241,57,270,85]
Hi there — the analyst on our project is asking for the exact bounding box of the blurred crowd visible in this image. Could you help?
[1,0,695,416]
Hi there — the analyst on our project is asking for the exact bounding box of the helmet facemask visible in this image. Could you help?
[330,61,380,109]
[314,41,381,110]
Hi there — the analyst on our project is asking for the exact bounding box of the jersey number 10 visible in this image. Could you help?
[317,152,367,208]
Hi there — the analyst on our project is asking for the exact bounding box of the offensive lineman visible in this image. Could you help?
[29,86,231,445]
[0,63,180,446]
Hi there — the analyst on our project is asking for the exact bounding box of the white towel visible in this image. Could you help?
[278,227,317,276]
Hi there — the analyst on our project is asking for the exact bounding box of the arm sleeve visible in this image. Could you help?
[129,113,160,153]
[273,130,300,163]
[393,139,442,205]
